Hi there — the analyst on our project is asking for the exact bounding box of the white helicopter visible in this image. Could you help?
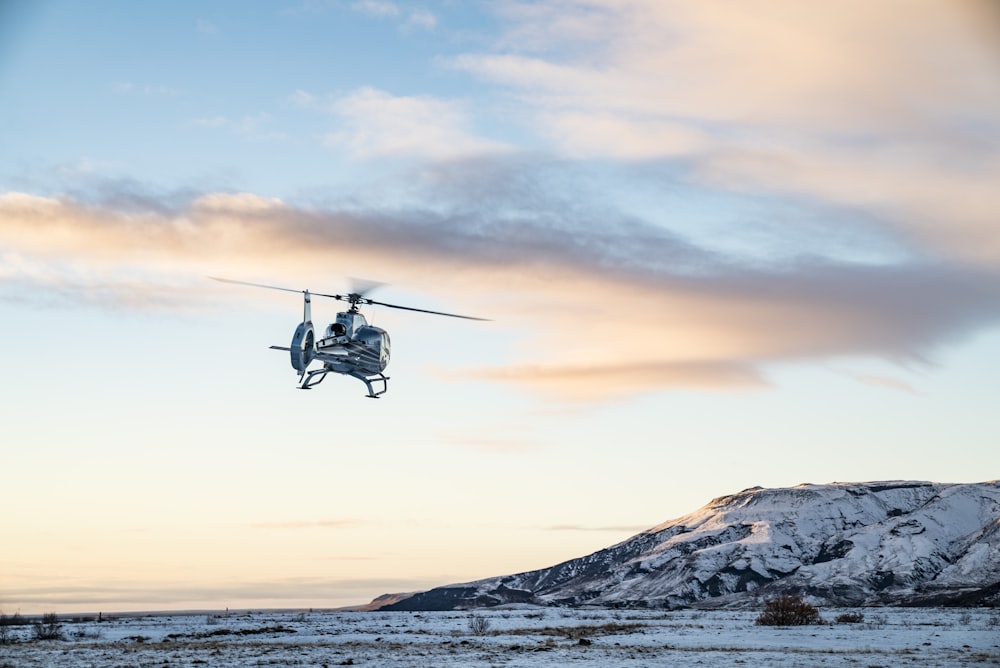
[212,277,488,397]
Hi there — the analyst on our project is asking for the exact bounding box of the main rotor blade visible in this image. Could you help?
[211,276,490,319]
[209,276,304,294]
[348,276,385,298]
[210,277,348,302]
[366,298,491,321]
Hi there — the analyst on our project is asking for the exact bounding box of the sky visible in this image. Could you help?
[1,0,999,614]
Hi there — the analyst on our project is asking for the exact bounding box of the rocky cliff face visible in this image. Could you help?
[378,481,1000,610]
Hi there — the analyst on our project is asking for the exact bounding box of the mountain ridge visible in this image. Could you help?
[375,481,1000,610]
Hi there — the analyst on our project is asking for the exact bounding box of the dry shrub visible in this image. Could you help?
[31,613,63,641]
[835,611,865,624]
[755,595,821,626]
[467,614,491,635]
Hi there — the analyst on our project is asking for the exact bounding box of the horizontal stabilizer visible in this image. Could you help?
[269,345,291,351]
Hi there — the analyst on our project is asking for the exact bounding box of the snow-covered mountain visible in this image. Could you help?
[378,481,1000,610]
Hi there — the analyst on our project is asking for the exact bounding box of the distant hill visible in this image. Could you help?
[374,481,1000,610]
[348,592,420,612]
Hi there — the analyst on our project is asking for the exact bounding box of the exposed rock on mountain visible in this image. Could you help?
[377,481,1000,610]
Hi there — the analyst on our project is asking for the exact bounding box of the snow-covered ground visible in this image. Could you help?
[3,607,998,667]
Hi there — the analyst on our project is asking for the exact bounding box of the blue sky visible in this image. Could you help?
[2,0,999,613]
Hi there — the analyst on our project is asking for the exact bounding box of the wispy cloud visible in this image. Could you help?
[450,0,1000,266]
[3,180,999,400]
[3,575,439,609]
[189,112,287,141]
[405,8,436,30]
[288,89,317,108]
[351,1,400,18]
[112,81,181,97]
[436,427,540,452]
[195,18,218,35]
[54,158,112,176]
[544,524,650,533]
[280,0,338,16]
[469,361,769,402]
[251,519,356,529]
[9,0,1000,401]
[321,87,509,160]
[191,115,228,129]
[848,373,920,395]
[350,1,436,30]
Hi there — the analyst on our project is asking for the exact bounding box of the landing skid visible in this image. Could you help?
[352,371,388,398]
[298,367,389,398]
[298,367,329,390]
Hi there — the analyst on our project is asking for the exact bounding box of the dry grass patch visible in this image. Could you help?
[503,622,647,639]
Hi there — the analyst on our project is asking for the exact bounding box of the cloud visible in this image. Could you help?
[192,115,228,128]
[195,18,218,35]
[859,376,919,394]
[4,575,439,609]
[469,361,769,402]
[280,0,339,16]
[405,8,436,30]
[322,87,509,160]
[351,1,400,18]
[450,0,1000,266]
[436,428,540,452]
[251,519,356,529]
[3,181,999,400]
[350,1,436,30]
[544,524,651,533]
[848,373,920,395]
[190,113,287,141]
[288,89,317,108]
[54,158,110,176]
[112,81,181,97]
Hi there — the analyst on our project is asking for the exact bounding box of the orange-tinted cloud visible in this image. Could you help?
[453,0,1000,266]
[6,0,1000,400]
[849,374,919,395]
[3,187,998,400]
[250,519,357,529]
[468,360,768,402]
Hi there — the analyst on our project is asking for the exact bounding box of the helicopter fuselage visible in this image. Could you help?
[315,311,391,376]
[281,306,391,396]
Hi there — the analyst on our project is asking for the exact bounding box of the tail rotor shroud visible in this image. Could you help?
[289,289,315,377]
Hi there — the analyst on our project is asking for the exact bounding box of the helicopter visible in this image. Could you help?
[211,277,488,397]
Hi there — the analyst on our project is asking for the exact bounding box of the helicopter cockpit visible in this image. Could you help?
[326,322,347,337]
[334,310,367,337]
[317,310,368,349]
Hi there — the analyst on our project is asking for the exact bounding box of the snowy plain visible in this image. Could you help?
[3,607,998,667]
